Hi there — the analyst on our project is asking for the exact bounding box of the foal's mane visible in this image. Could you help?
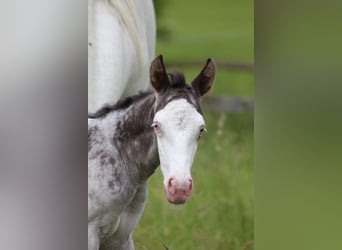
[88,72,197,119]
[88,91,153,119]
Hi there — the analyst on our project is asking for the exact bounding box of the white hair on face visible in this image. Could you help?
[154,99,204,133]
[153,99,205,180]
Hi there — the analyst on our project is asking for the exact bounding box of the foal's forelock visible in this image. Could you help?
[154,72,202,114]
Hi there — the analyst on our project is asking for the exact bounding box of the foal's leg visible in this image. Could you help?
[101,184,148,250]
[88,223,100,250]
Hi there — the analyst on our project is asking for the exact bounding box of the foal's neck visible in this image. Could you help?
[109,92,159,183]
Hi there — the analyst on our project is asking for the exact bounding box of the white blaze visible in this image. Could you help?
[153,99,205,186]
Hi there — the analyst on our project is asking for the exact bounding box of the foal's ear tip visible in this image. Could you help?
[206,58,215,66]
[155,54,163,61]
[152,55,164,66]
[205,58,216,73]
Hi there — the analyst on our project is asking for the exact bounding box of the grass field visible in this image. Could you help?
[135,0,254,249]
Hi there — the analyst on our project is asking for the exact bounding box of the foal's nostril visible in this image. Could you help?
[168,177,192,190]
[188,179,193,190]
[168,177,174,187]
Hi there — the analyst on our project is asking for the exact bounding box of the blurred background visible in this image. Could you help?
[2,0,342,249]
[135,0,254,249]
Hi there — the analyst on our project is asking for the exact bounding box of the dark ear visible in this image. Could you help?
[191,58,216,97]
[150,55,170,93]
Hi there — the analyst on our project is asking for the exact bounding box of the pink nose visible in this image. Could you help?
[165,177,193,204]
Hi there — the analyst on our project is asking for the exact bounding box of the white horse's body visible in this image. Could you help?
[88,0,156,113]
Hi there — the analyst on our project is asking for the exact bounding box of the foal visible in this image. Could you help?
[88,55,215,250]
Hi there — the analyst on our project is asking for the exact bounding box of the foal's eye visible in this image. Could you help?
[151,122,161,134]
[198,125,207,140]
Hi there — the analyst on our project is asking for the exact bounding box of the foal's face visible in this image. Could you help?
[150,55,215,204]
[152,99,206,204]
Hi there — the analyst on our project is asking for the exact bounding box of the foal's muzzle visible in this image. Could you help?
[164,177,192,204]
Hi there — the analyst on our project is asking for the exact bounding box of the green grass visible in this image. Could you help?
[135,0,253,249]
[135,112,253,249]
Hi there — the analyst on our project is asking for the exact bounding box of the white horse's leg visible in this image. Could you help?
[101,184,148,250]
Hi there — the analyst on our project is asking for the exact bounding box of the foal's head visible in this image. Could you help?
[150,55,216,204]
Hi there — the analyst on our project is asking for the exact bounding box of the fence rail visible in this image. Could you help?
[166,59,254,112]
[166,60,254,71]
[203,95,254,112]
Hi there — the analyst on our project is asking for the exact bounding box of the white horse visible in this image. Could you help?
[88,0,156,113]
